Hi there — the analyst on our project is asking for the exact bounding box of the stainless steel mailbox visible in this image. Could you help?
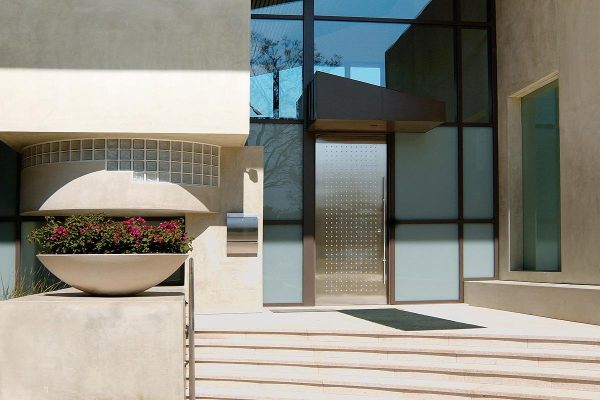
[227,213,259,256]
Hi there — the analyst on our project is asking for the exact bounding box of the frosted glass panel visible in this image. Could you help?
[395,127,458,219]
[463,127,493,219]
[263,225,303,303]
[464,224,495,278]
[0,223,16,297]
[395,224,459,301]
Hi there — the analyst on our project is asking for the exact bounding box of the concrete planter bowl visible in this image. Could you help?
[37,253,189,296]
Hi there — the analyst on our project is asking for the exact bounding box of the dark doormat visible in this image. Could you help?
[339,309,484,331]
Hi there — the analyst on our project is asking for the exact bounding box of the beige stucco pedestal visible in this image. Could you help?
[0,288,185,400]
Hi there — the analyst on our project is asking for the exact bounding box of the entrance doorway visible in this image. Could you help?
[315,137,387,305]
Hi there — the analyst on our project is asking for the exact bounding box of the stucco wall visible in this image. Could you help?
[190,147,264,313]
[0,0,249,147]
[0,288,185,400]
[497,0,600,284]
[20,162,220,215]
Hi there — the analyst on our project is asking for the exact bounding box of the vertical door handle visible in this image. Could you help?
[382,176,387,285]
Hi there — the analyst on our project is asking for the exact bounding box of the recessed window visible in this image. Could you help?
[521,80,560,271]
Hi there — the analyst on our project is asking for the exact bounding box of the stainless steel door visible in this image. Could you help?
[315,137,387,305]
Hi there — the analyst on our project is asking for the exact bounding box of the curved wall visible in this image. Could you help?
[20,162,220,216]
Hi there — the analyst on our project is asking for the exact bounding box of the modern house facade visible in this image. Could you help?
[0,0,599,323]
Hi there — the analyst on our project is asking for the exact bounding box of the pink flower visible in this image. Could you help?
[129,226,142,238]
[49,226,69,240]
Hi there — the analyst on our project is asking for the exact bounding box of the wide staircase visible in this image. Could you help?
[185,328,600,400]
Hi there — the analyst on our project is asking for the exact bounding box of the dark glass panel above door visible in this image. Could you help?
[462,28,490,123]
[385,25,456,121]
[315,22,455,121]
[252,0,303,15]
[315,0,454,20]
[461,0,488,22]
[251,20,303,119]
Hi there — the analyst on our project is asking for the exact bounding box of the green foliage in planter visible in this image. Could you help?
[28,215,193,254]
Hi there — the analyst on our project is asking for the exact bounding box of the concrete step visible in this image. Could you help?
[191,357,600,392]
[194,330,600,352]
[190,371,600,400]
[191,338,600,371]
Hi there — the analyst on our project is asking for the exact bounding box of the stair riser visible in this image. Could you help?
[194,346,600,371]
[195,333,600,352]
[196,380,477,400]
[193,362,600,392]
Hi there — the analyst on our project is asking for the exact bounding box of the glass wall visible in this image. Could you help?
[251,20,303,119]
[395,127,458,219]
[521,81,560,271]
[250,1,496,304]
[0,141,18,297]
[395,224,459,301]
[248,123,304,303]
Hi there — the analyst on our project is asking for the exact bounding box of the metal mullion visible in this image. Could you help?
[264,220,303,225]
[387,134,396,304]
[251,14,303,21]
[314,15,489,28]
[395,219,461,224]
[302,0,316,307]
[250,118,304,125]
[490,0,499,280]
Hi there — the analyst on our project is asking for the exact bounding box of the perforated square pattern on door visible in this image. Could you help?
[315,138,387,305]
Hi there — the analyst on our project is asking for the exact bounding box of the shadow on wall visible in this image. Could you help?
[0,0,248,71]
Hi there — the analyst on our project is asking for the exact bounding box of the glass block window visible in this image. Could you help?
[21,139,220,187]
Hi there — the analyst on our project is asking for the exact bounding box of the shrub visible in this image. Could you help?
[28,215,193,254]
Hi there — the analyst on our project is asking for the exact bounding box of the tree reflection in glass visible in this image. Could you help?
[247,124,303,220]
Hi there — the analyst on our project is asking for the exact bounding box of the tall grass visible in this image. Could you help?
[0,267,67,300]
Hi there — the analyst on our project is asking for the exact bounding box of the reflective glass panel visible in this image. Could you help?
[252,0,303,15]
[263,225,303,303]
[464,223,495,278]
[251,20,303,119]
[0,142,18,216]
[315,22,455,120]
[315,0,453,20]
[463,127,493,218]
[462,29,490,122]
[247,124,303,220]
[385,25,456,121]
[395,127,458,219]
[461,0,487,22]
[0,222,16,297]
[395,224,459,301]
[522,80,560,271]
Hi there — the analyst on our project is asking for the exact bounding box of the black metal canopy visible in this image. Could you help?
[307,72,445,133]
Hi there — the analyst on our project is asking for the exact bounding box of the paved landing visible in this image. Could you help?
[195,303,600,339]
